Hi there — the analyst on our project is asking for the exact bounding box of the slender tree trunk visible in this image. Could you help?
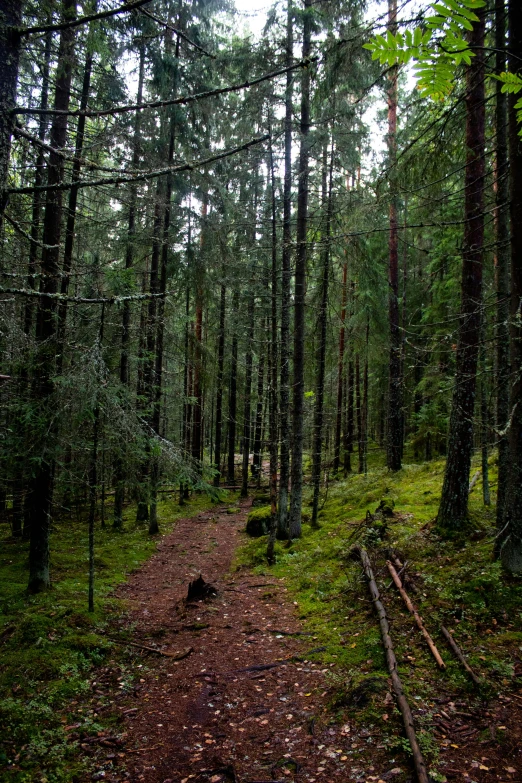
[252,346,265,480]
[289,0,312,540]
[227,289,239,484]
[386,0,403,471]
[499,0,522,572]
[436,11,486,531]
[311,138,334,528]
[0,0,22,216]
[214,283,226,486]
[494,0,510,541]
[334,257,348,473]
[192,193,206,466]
[25,23,52,336]
[114,43,145,528]
[88,305,105,612]
[267,133,279,563]
[479,323,491,506]
[278,0,293,539]
[26,0,77,593]
[356,355,363,474]
[362,318,369,474]
[56,29,95,373]
[344,357,354,474]
[241,293,255,497]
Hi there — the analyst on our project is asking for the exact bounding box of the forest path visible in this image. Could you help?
[111,498,355,783]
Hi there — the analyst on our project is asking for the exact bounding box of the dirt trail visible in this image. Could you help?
[111,500,353,783]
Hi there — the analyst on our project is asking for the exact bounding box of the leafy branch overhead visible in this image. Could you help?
[364,0,486,100]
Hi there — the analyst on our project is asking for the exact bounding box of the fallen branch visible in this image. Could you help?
[108,637,193,660]
[469,470,481,492]
[355,546,430,783]
[126,743,164,753]
[441,626,482,686]
[386,560,446,670]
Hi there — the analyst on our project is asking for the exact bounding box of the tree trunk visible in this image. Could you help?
[241,292,255,497]
[113,43,145,528]
[227,288,239,484]
[344,357,354,475]
[252,346,265,481]
[0,0,22,216]
[386,0,403,471]
[494,0,510,541]
[26,0,77,594]
[356,355,363,474]
[311,138,334,528]
[334,257,347,473]
[214,283,226,486]
[267,133,279,564]
[277,0,293,539]
[192,193,206,466]
[499,0,522,572]
[25,22,52,336]
[436,10,486,532]
[289,0,312,540]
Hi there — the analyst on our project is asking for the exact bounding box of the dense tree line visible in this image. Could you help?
[1,0,522,594]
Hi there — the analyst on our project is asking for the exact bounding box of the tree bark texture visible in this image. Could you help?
[500,0,522,572]
[277,0,293,539]
[26,0,77,593]
[437,11,486,532]
[386,0,403,472]
[0,0,22,216]
[289,0,312,540]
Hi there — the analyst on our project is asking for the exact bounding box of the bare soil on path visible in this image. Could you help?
[110,499,354,783]
[86,500,522,783]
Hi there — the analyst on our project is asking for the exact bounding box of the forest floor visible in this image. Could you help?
[3,457,522,783]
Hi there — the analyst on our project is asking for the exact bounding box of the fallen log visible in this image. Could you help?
[355,546,430,783]
[108,637,193,660]
[441,625,482,686]
[386,560,446,670]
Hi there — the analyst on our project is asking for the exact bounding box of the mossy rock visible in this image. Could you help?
[246,505,271,537]
[227,506,241,514]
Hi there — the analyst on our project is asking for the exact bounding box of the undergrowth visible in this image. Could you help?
[0,493,216,783]
[236,453,522,780]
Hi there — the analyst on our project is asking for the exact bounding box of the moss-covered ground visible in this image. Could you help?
[0,493,216,783]
[236,453,522,781]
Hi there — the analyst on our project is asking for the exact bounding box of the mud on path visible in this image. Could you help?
[107,500,368,783]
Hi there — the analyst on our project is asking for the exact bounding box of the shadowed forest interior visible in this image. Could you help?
[2,1,522,782]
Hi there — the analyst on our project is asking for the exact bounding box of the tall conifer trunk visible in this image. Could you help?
[278,0,293,538]
[0,0,22,216]
[494,0,510,539]
[289,0,312,539]
[227,289,239,484]
[114,43,145,527]
[267,133,279,563]
[499,0,522,572]
[386,0,403,471]
[311,138,334,528]
[26,0,77,593]
[214,283,226,486]
[334,257,347,473]
[437,10,486,531]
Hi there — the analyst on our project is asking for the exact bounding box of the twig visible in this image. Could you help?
[441,626,482,686]
[107,637,193,660]
[355,545,430,783]
[20,0,152,36]
[386,560,446,669]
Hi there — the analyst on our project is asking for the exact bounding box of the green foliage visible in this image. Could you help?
[364,0,485,99]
